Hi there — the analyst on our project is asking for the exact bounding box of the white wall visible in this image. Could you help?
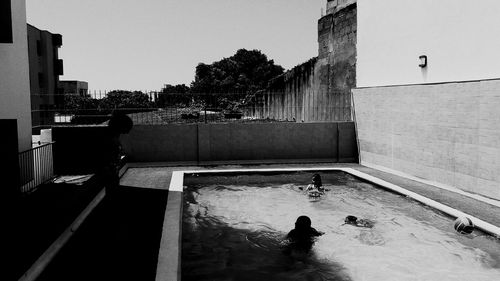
[357,0,500,87]
[353,80,500,200]
[0,0,32,151]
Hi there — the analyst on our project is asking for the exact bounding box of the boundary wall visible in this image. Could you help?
[121,122,357,164]
[353,79,500,200]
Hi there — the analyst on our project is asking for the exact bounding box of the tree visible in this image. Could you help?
[157,84,191,107]
[189,49,284,112]
[63,94,99,113]
[161,84,190,94]
[99,90,153,110]
[190,49,284,93]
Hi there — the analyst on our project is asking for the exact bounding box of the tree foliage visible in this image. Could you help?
[190,49,284,93]
[62,90,153,124]
[63,94,99,112]
[161,84,190,94]
[158,84,191,107]
[99,90,153,110]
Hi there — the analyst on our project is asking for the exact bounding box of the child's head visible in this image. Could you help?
[108,111,133,134]
[345,215,358,225]
[295,215,312,230]
[312,174,322,186]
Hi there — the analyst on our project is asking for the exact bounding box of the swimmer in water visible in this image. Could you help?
[300,174,329,198]
[343,215,374,228]
[284,216,324,255]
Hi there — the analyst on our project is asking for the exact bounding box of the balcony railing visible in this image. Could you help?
[19,142,55,193]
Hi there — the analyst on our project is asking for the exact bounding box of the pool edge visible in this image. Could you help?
[155,171,184,281]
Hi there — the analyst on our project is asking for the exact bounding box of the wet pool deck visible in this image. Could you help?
[120,162,500,227]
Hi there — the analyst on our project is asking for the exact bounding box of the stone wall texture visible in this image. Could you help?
[251,2,357,122]
[353,79,500,200]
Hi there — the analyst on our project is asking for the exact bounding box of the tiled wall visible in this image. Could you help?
[353,79,500,200]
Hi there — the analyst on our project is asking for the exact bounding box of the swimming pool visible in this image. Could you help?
[158,168,500,281]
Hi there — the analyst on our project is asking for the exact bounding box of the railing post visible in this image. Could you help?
[204,93,207,124]
[18,142,55,194]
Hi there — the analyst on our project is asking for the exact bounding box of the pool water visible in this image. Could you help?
[182,172,500,281]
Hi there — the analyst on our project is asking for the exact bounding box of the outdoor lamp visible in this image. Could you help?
[419,55,427,68]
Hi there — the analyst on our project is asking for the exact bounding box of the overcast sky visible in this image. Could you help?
[26,0,326,91]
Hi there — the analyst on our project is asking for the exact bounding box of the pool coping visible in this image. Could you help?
[19,187,106,281]
[154,167,500,281]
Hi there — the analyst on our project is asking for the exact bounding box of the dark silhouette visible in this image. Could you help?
[102,112,133,195]
[284,216,324,255]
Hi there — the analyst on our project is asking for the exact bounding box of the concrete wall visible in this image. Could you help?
[251,58,352,122]
[327,0,357,14]
[121,122,358,163]
[323,2,357,91]
[357,0,500,87]
[0,0,32,151]
[122,124,199,163]
[353,79,500,200]
[250,2,356,123]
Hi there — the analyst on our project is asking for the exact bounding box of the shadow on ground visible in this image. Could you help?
[37,186,168,281]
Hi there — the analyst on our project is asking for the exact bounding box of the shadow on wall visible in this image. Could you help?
[120,122,358,164]
[52,126,113,175]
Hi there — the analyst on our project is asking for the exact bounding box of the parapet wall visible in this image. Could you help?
[52,122,358,169]
[353,79,500,200]
[121,122,358,164]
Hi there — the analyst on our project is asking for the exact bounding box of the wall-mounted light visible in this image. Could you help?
[419,55,427,68]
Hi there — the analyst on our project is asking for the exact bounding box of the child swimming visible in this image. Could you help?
[343,215,374,228]
[301,174,329,199]
[284,216,324,255]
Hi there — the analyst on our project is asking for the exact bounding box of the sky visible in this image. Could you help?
[26,0,327,91]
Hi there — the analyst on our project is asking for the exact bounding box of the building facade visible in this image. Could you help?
[0,0,32,151]
[353,0,500,199]
[59,80,88,96]
[27,24,63,134]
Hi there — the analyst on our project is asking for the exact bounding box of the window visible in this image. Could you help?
[38,73,44,88]
[55,114,73,123]
[36,40,42,56]
[0,0,13,43]
[54,59,64,75]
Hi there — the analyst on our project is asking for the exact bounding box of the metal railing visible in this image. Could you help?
[30,90,352,130]
[19,142,55,193]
